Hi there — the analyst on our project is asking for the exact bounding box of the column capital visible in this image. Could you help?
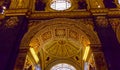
[94,16,109,27]
[90,44,102,52]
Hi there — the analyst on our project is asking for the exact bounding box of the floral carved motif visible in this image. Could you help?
[41,31,52,41]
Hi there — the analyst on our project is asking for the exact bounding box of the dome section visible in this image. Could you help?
[43,39,82,58]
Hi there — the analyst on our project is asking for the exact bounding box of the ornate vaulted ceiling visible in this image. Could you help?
[22,18,101,70]
[0,0,120,70]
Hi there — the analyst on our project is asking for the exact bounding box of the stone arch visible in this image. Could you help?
[15,18,101,69]
[21,18,100,48]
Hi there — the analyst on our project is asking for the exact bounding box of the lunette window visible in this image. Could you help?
[50,0,71,11]
[50,63,76,70]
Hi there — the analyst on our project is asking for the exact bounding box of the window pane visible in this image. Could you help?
[50,0,71,10]
[51,63,76,70]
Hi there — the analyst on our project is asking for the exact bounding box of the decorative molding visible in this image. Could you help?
[29,11,91,19]
[109,18,120,32]
[4,9,120,19]
[69,30,79,40]
[5,9,28,16]
[90,44,102,52]
[5,17,19,28]
[44,39,81,58]
[55,29,66,36]
[41,31,52,41]
[95,16,109,27]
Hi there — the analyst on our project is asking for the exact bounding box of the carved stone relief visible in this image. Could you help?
[5,17,19,28]
[55,29,66,37]
[95,16,108,27]
[41,31,52,41]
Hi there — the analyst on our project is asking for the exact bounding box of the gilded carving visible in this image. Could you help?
[5,17,19,28]
[69,30,79,40]
[44,40,81,58]
[55,29,66,36]
[24,56,32,69]
[109,18,120,32]
[41,31,52,41]
[95,16,108,27]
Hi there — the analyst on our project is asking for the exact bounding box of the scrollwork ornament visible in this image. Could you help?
[95,16,108,27]
[5,17,19,28]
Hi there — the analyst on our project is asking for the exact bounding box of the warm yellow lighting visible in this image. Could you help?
[83,46,90,61]
[18,0,22,6]
[29,47,39,63]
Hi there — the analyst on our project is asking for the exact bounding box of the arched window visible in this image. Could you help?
[50,63,76,70]
[50,0,71,11]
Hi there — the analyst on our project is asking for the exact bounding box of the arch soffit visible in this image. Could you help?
[45,59,81,70]
[20,18,101,49]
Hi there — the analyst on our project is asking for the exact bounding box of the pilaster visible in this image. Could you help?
[90,44,108,70]
[14,47,28,70]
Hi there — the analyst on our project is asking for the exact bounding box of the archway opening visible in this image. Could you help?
[14,18,102,70]
[50,63,76,70]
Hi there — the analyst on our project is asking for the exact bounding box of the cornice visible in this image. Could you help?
[5,9,28,16]
[3,8,120,19]
[108,8,120,17]
[29,10,91,19]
